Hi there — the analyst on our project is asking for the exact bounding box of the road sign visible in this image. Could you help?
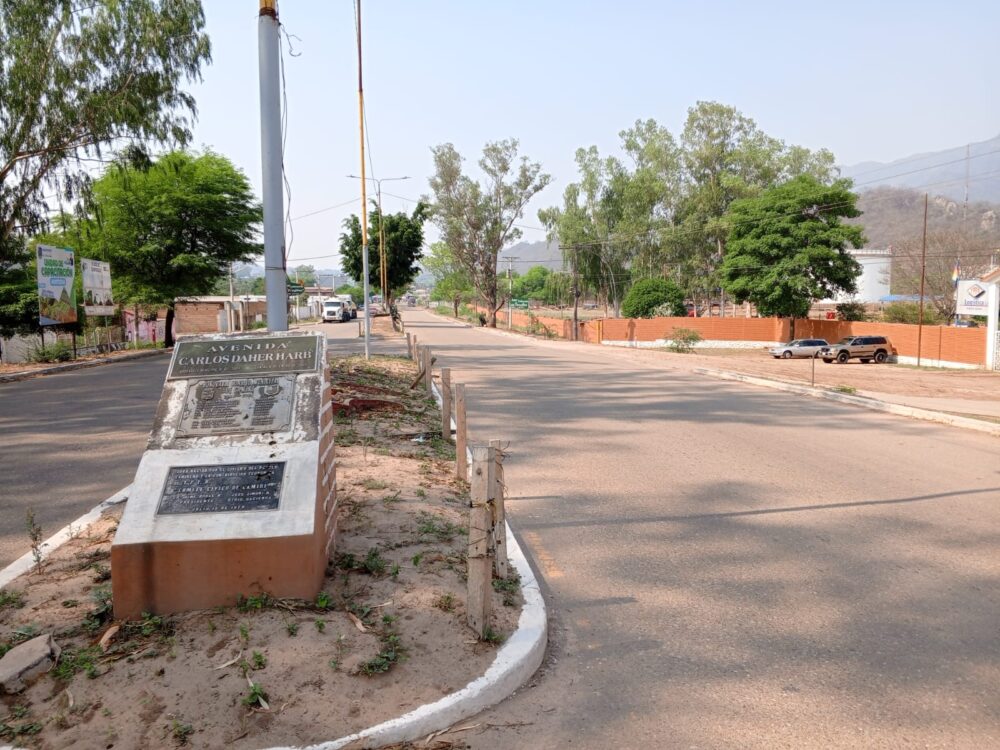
[286,282,305,295]
[511,298,529,310]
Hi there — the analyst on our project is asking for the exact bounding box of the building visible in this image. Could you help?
[824,248,892,303]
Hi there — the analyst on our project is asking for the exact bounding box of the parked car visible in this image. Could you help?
[337,295,358,319]
[769,339,829,359]
[322,300,350,323]
[819,336,895,364]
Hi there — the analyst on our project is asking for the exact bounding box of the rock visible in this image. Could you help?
[0,634,61,693]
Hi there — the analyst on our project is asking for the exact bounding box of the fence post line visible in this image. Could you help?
[441,368,452,439]
[489,438,508,578]
[455,383,468,481]
[467,444,495,637]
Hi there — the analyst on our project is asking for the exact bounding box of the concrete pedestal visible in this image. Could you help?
[111,331,336,619]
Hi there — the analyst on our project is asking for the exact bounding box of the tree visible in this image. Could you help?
[720,175,864,322]
[335,283,364,302]
[0,1,211,266]
[883,301,944,326]
[621,278,686,318]
[289,264,317,286]
[890,229,992,318]
[429,139,551,327]
[425,242,473,317]
[339,202,429,305]
[86,151,261,346]
[512,265,551,301]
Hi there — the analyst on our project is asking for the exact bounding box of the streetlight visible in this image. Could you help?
[347,175,410,305]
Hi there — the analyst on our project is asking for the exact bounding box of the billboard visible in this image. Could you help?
[36,244,77,326]
[955,279,990,316]
[81,258,114,316]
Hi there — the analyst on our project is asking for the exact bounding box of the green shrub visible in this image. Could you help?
[666,328,702,353]
[882,302,943,325]
[621,278,686,319]
[27,341,73,363]
[836,301,868,321]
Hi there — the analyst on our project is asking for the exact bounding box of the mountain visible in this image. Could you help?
[499,240,564,272]
[841,133,1000,203]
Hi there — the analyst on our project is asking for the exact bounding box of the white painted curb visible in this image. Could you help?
[0,349,167,383]
[693,367,1000,438]
[0,485,131,591]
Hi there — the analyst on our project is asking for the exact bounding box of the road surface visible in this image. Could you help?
[402,309,999,750]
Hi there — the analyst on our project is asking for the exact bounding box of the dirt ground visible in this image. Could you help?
[0,355,521,750]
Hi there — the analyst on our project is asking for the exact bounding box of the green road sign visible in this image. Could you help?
[511,298,529,310]
[286,283,305,295]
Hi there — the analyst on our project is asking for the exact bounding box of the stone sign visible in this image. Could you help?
[167,335,320,379]
[156,462,285,515]
[176,376,295,436]
[111,330,337,619]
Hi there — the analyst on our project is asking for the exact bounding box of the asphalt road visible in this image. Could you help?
[0,354,169,567]
[401,310,1000,750]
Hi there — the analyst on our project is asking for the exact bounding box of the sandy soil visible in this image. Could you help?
[0,354,520,750]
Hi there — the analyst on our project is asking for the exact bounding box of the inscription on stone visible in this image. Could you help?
[176,376,295,436]
[156,462,285,515]
[168,335,319,379]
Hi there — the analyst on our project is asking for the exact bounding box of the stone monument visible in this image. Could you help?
[111,330,336,618]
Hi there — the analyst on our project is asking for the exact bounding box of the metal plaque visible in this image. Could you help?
[176,376,295,436]
[168,335,320,379]
[156,462,285,515]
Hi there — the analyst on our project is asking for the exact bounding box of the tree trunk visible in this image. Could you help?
[453,298,460,317]
[164,306,175,348]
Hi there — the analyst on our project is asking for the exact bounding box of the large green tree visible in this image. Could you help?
[719,175,864,321]
[86,150,261,345]
[0,0,211,266]
[429,139,551,327]
[339,202,429,305]
[425,241,473,317]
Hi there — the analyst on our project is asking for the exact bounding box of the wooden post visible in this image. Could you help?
[422,345,432,394]
[455,383,468,481]
[406,332,413,360]
[441,368,452,439]
[467,444,495,637]
[490,438,508,579]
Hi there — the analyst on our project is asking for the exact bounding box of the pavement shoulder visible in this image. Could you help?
[0,348,168,383]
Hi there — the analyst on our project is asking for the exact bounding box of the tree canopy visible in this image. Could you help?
[86,150,261,344]
[620,277,686,318]
[719,175,864,318]
[428,139,551,326]
[425,241,473,317]
[0,0,211,265]
[339,202,429,304]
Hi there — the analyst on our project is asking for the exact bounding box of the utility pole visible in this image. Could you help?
[257,0,287,331]
[571,246,580,342]
[355,0,370,359]
[349,175,410,310]
[506,256,518,330]
[917,193,928,367]
[228,263,236,332]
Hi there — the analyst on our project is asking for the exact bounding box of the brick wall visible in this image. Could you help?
[174,301,268,335]
[601,316,788,343]
[795,320,986,365]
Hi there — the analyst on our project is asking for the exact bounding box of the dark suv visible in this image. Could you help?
[820,336,895,364]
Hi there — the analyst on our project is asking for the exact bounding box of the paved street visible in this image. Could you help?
[401,310,1000,749]
[0,354,169,567]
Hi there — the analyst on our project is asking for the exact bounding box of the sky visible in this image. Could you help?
[185,1,1000,272]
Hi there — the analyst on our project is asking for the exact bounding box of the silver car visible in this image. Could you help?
[769,339,829,359]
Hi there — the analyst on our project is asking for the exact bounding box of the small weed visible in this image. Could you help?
[411,552,424,567]
[207,619,217,633]
[315,591,333,609]
[362,478,389,491]
[381,490,402,504]
[25,509,43,572]
[328,657,339,670]
[492,574,522,607]
[359,633,404,676]
[363,547,387,576]
[239,623,250,644]
[236,592,275,612]
[314,619,326,633]
[91,563,111,582]
[0,589,24,610]
[416,512,465,541]
[251,651,267,670]
[52,646,102,681]
[171,719,194,745]
[434,593,455,612]
[382,613,396,626]
[61,599,79,608]
[336,427,361,446]
[83,586,113,633]
[122,612,168,639]
[286,622,299,637]
[415,488,427,499]
[832,384,857,395]
[242,682,269,709]
[390,564,400,580]
[336,552,358,571]
[481,626,505,645]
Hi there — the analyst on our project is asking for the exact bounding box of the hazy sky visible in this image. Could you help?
[186,1,999,270]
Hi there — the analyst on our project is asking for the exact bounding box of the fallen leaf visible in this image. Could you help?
[98,624,120,652]
[214,650,243,670]
[347,612,367,633]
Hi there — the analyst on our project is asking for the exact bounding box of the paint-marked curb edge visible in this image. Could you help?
[0,349,168,384]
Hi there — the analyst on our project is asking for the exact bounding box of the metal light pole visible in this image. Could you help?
[505,256,518,330]
[355,0,370,359]
[348,175,410,305]
[257,0,287,331]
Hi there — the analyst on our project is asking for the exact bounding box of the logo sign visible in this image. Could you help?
[81,258,114,316]
[955,279,990,316]
[510,298,529,310]
[36,244,77,326]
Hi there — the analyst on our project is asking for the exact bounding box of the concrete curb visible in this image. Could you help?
[693,367,1000,438]
[0,349,168,383]
[0,486,131,591]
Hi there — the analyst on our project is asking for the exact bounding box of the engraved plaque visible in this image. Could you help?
[156,462,285,515]
[168,335,320,379]
[176,376,295,436]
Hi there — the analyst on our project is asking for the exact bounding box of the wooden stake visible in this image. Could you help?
[467,445,495,637]
[489,438,508,579]
[422,346,432,394]
[441,368,452,439]
[455,383,468,481]
[406,332,413,360]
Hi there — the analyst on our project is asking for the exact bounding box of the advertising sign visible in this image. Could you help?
[955,279,990,316]
[81,258,114,316]
[36,244,77,325]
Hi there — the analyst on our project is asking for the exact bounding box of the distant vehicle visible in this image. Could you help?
[769,339,829,359]
[819,336,895,364]
[336,295,357,319]
[322,299,350,323]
